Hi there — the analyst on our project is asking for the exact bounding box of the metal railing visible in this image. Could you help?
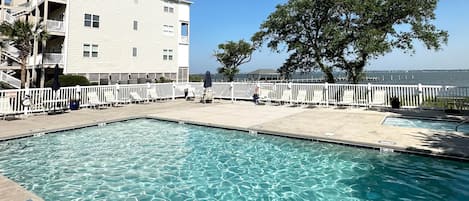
[4,12,15,24]
[43,53,64,64]
[46,20,65,33]
[1,82,469,116]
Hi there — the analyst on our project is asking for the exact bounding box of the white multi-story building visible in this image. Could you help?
[0,0,190,86]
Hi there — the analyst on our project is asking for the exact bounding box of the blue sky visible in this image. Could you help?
[189,0,469,73]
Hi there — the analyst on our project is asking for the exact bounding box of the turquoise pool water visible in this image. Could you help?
[0,119,468,200]
[383,117,469,134]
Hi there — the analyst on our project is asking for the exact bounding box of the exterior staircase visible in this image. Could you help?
[11,0,45,17]
[0,70,21,89]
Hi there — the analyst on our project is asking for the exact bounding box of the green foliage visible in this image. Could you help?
[156,77,173,83]
[253,0,448,84]
[214,40,255,82]
[45,75,90,87]
[189,75,203,82]
[0,20,48,88]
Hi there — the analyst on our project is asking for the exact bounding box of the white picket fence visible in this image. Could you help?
[1,82,468,117]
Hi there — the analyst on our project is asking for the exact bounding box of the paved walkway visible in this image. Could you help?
[0,100,468,200]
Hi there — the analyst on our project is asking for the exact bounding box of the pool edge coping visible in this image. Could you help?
[1,115,469,163]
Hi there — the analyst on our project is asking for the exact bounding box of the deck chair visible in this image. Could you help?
[371,90,386,107]
[87,92,107,109]
[259,89,271,104]
[130,92,145,103]
[280,89,292,105]
[104,91,129,106]
[340,90,354,106]
[311,89,324,105]
[148,90,160,102]
[186,87,196,101]
[294,90,307,105]
[0,97,15,120]
[201,89,213,103]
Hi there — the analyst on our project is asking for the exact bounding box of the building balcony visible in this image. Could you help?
[180,36,189,44]
[28,53,64,66]
[46,20,65,34]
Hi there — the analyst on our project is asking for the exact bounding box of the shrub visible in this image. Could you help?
[189,75,203,82]
[155,77,173,83]
[45,74,90,87]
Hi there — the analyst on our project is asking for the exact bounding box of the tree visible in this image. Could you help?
[252,0,341,83]
[331,0,448,83]
[0,20,48,88]
[253,0,448,83]
[214,40,254,82]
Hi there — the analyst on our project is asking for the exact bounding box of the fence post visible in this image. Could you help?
[418,83,423,110]
[230,82,234,103]
[146,82,151,102]
[114,83,119,102]
[325,82,329,107]
[172,81,176,100]
[75,85,81,98]
[24,86,30,116]
[367,83,372,108]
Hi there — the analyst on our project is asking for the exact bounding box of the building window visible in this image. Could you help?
[92,45,99,57]
[163,25,174,36]
[163,49,173,61]
[83,44,90,57]
[132,47,138,57]
[181,23,189,36]
[133,20,138,30]
[164,6,174,13]
[83,44,98,57]
[84,14,100,28]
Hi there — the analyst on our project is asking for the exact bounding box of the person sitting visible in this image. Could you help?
[253,86,260,105]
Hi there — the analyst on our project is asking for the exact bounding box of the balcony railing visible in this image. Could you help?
[43,53,64,64]
[4,12,15,24]
[181,36,189,44]
[46,20,65,33]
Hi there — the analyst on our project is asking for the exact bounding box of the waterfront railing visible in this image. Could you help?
[0,82,468,116]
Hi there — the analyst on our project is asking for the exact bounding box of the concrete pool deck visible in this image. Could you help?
[0,100,468,200]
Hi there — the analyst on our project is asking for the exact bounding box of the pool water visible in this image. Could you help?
[0,119,468,200]
[383,117,469,134]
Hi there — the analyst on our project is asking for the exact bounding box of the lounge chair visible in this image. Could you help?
[311,89,324,105]
[0,97,15,120]
[130,92,145,103]
[370,90,386,107]
[201,89,213,103]
[295,90,307,105]
[148,90,160,102]
[259,89,271,104]
[104,91,130,106]
[185,87,196,101]
[87,92,107,109]
[280,89,292,105]
[340,90,354,106]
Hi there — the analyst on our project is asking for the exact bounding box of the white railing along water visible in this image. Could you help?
[1,82,468,116]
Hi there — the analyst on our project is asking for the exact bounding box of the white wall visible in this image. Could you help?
[65,0,182,75]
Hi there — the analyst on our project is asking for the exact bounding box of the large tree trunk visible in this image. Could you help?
[323,68,335,83]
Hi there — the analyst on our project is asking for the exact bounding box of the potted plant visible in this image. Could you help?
[69,98,80,110]
[390,96,400,109]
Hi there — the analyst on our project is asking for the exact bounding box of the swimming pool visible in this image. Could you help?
[0,119,468,200]
[383,117,469,134]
